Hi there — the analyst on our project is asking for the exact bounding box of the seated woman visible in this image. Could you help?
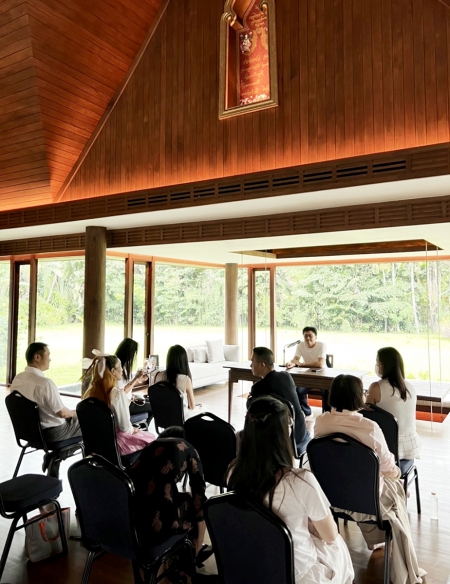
[115,338,153,426]
[228,395,354,584]
[128,426,206,558]
[366,347,421,460]
[149,344,199,419]
[315,375,425,584]
[83,350,155,455]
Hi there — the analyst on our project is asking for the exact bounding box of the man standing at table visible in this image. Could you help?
[248,347,309,450]
[285,327,327,417]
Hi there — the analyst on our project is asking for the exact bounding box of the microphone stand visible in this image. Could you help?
[282,340,301,367]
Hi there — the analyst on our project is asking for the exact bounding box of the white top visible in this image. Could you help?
[377,378,421,459]
[110,387,133,434]
[11,366,65,429]
[267,470,329,578]
[265,469,354,583]
[117,377,132,401]
[294,341,328,367]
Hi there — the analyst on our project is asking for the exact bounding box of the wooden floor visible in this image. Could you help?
[0,381,449,583]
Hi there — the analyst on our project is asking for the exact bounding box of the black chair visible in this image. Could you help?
[148,381,185,434]
[361,403,421,513]
[76,397,141,470]
[6,390,84,478]
[0,473,68,579]
[68,454,194,584]
[325,354,334,368]
[184,412,236,492]
[276,396,309,467]
[307,433,392,584]
[205,492,295,584]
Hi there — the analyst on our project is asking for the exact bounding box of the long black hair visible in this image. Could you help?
[377,347,410,401]
[115,338,138,382]
[227,396,294,507]
[165,344,192,387]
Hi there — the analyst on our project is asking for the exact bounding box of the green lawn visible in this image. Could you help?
[2,324,449,386]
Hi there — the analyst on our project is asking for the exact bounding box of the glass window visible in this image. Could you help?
[238,267,249,361]
[133,263,147,369]
[0,261,10,383]
[35,258,85,390]
[105,258,126,354]
[153,264,225,366]
[275,261,449,383]
[254,269,271,348]
[17,264,30,375]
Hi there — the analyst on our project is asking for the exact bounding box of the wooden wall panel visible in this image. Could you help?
[0,0,50,209]
[60,0,450,202]
[26,0,164,198]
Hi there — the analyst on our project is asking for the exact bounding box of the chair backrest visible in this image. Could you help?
[76,398,123,469]
[326,354,334,368]
[147,381,184,433]
[307,433,383,524]
[5,390,46,450]
[205,492,294,584]
[184,413,236,488]
[68,454,138,559]
[360,404,400,464]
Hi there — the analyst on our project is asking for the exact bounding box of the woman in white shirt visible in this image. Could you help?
[315,375,425,584]
[366,347,421,460]
[150,345,198,418]
[83,351,155,455]
[228,395,354,584]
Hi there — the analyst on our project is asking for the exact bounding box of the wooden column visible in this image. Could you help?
[225,263,238,345]
[83,227,107,380]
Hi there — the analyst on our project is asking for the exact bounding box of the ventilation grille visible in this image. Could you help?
[1,145,449,234]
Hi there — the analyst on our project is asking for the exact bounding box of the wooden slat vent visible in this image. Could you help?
[347,208,376,227]
[170,190,191,203]
[319,211,347,229]
[336,164,368,179]
[272,173,301,188]
[378,205,409,225]
[244,178,270,193]
[193,186,216,200]
[411,201,447,222]
[218,182,242,196]
[302,169,333,184]
[411,149,449,172]
[372,159,407,174]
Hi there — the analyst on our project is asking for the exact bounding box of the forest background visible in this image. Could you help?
[0,258,449,387]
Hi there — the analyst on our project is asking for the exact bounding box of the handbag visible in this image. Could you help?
[25,507,70,562]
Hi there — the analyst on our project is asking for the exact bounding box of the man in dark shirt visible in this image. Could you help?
[248,347,310,450]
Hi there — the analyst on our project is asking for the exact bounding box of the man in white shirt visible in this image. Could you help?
[11,342,81,474]
[286,327,327,416]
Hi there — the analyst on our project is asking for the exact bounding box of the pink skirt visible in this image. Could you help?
[116,429,156,456]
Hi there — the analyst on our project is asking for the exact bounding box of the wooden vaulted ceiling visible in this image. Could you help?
[0,0,164,210]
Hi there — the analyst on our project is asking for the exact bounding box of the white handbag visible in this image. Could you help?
[25,507,70,562]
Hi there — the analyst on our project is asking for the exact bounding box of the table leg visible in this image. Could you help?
[228,372,233,423]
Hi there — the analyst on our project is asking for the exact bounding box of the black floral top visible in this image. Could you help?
[129,437,206,547]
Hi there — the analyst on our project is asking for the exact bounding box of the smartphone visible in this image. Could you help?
[311,368,323,372]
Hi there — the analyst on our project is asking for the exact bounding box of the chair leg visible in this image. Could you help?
[383,527,392,584]
[414,469,421,514]
[53,499,68,554]
[81,551,96,584]
[0,516,20,580]
[13,447,26,478]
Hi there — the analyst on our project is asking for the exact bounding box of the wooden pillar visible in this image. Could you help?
[83,227,107,377]
[225,263,238,345]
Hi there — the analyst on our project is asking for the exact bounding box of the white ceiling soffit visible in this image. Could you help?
[3,174,450,264]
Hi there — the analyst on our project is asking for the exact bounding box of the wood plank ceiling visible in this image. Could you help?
[0,0,164,211]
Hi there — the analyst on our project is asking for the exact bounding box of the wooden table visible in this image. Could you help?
[225,364,368,422]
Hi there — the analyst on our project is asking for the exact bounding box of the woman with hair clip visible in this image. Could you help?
[82,350,155,455]
[149,344,199,418]
[315,375,425,584]
[366,347,421,460]
[115,338,153,426]
[227,395,354,584]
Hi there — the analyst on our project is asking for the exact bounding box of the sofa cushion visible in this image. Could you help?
[206,339,225,363]
[186,347,195,362]
[224,344,240,362]
[194,347,208,363]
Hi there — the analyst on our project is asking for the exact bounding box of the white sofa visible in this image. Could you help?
[186,342,240,389]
